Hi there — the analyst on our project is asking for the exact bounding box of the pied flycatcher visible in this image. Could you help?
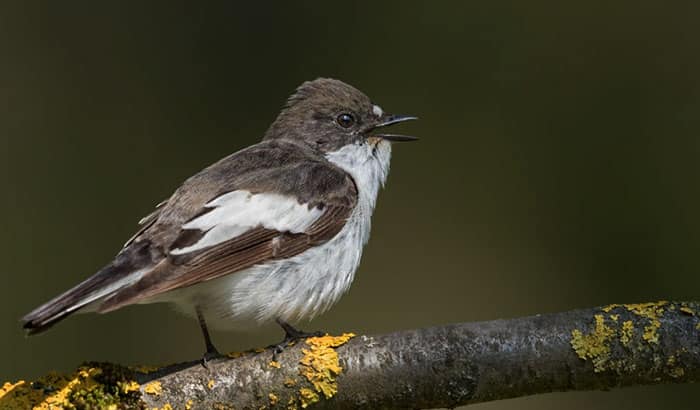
[22,78,417,359]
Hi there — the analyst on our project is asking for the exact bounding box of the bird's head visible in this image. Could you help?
[264,78,417,154]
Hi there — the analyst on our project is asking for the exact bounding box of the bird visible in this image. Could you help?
[21,78,417,361]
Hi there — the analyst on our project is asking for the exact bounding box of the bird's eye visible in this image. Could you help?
[336,113,355,128]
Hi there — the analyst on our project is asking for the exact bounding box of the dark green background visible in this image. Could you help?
[2,2,699,409]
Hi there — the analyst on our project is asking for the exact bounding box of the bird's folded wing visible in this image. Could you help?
[97,151,358,312]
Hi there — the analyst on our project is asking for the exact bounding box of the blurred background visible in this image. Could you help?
[2,1,699,409]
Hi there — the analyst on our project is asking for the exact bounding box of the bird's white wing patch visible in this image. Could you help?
[372,104,383,117]
[170,190,323,255]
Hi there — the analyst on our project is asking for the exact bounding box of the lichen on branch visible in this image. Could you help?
[2,301,699,409]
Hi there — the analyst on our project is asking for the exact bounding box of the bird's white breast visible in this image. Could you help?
[176,140,392,329]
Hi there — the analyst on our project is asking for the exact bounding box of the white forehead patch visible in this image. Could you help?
[372,105,383,117]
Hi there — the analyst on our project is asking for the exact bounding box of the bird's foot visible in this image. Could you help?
[271,319,325,361]
[201,346,223,369]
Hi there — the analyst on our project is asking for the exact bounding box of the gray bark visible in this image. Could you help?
[130,301,700,409]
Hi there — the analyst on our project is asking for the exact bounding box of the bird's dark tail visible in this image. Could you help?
[21,242,154,335]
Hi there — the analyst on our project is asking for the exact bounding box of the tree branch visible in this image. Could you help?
[2,301,699,409]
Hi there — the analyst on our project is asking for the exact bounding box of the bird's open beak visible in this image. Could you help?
[372,114,418,142]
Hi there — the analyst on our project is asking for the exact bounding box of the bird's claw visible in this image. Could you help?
[201,347,223,369]
[271,320,326,361]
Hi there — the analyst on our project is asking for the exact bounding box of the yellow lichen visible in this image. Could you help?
[297,333,355,404]
[117,380,141,394]
[269,360,281,369]
[696,322,700,330]
[0,381,26,407]
[680,306,696,315]
[185,399,194,409]
[287,394,299,410]
[0,367,109,409]
[269,392,279,405]
[669,367,685,378]
[298,387,319,408]
[46,367,103,408]
[602,304,620,312]
[667,355,685,378]
[144,381,163,396]
[227,351,244,359]
[283,378,297,387]
[602,301,668,345]
[154,404,173,410]
[625,302,667,344]
[0,381,24,398]
[577,302,684,373]
[131,364,161,374]
[0,365,144,409]
[207,379,215,390]
[620,320,634,347]
[571,314,616,372]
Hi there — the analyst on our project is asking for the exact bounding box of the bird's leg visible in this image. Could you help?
[272,318,324,360]
[196,307,222,368]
